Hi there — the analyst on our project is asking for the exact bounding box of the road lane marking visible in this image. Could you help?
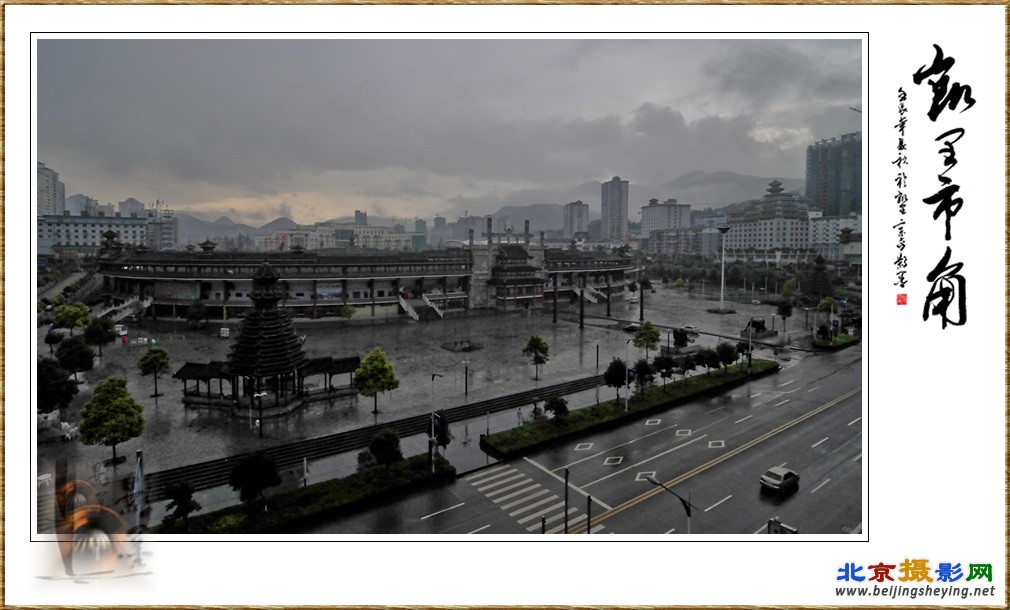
[753,524,767,534]
[524,457,613,510]
[750,393,762,398]
[477,473,525,491]
[848,416,862,426]
[486,479,535,497]
[810,479,831,494]
[807,386,821,393]
[499,488,550,510]
[420,502,465,520]
[468,524,491,534]
[529,507,577,531]
[852,454,862,462]
[512,497,560,519]
[735,415,753,424]
[581,434,709,488]
[706,407,724,413]
[811,437,829,449]
[577,387,862,532]
[464,464,510,481]
[777,462,788,468]
[555,421,683,470]
[492,484,541,503]
[774,399,790,406]
[781,388,799,394]
[664,527,677,534]
[470,469,518,486]
[517,501,564,524]
[704,495,732,512]
[547,513,586,534]
[781,380,795,386]
[590,524,606,533]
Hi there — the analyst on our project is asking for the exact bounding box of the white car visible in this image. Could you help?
[682,325,699,333]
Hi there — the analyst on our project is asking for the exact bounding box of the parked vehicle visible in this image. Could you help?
[682,325,699,333]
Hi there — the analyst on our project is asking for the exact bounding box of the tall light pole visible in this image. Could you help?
[646,475,698,534]
[253,390,267,439]
[718,226,730,313]
[462,359,469,398]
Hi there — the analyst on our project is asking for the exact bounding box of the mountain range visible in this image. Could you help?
[166,171,803,244]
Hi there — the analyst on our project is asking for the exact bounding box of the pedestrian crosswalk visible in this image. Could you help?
[464,464,604,534]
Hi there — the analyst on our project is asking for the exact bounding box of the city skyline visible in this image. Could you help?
[38,38,861,226]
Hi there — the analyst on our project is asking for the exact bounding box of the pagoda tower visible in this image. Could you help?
[227,262,309,422]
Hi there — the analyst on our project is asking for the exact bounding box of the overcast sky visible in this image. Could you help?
[38,38,861,225]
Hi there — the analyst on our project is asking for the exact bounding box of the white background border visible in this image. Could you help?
[6,4,1006,606]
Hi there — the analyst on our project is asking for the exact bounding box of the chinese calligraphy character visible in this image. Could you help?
[923,246,966,327]
[912,44,976,121]
[922,183,963,240]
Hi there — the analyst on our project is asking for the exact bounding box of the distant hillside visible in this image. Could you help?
[490,203,565,233]
[175,213,286,246]
[655,171,803,207]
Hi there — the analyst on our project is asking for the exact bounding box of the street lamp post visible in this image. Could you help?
[718,226,731,313]
[253,390,267,439]
[462,360,469,397]
[646,474,698,534]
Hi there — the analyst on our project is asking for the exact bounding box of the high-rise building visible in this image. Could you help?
[414,218,428,234]
[640,198,691,233]
[354,210,368,224]
[563,200,589,239]
[723,180,812,264]
[805,132,862,216]
[601,176,629,241]
[37,162,65,216]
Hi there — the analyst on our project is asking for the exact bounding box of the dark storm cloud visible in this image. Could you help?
[38,38,861,222]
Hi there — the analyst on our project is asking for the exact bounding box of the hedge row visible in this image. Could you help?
[155,453,455,534]
[481,359,780,459]
[813,334,860,351]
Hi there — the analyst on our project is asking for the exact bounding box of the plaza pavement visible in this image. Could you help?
[36,285,819,528]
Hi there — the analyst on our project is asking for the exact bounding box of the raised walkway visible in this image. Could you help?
[144,373,604,501]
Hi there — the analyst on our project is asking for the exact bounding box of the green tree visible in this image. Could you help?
[228,451,281,509]
[604,358,628,404]
[633,358,655,398]
[632,321,662,360]
[164,481,202,531]
[653,355,676,389]
[44,330,64,355]
[672,328,689,349]
[186,301,208,329]
[78,376,146,463]
[340,304,356,320]
[138,347,172,398]
[680,354,697,381]
[84,317,118,359]
[781,278,797,300]
[736,341,752,362]
[37,358,79,411]
[715,342,738,372]
[54,302,90,336]
[777,300,794,331]
[673,278,686,288]
[369,428,404,466]
[433,409,452,453]
[55,336,94,382]
[354,348,400,414]
[522,335,550,380]
[544,396,569,421]
[695,348,720,375]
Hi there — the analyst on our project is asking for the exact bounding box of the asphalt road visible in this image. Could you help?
[302,344,862,535]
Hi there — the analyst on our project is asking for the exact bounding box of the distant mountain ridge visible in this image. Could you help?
[173,171,802,243]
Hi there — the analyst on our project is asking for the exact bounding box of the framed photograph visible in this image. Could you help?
[7,3,1005,606]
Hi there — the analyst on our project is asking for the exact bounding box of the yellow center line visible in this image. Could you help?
[574,387,862,532]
